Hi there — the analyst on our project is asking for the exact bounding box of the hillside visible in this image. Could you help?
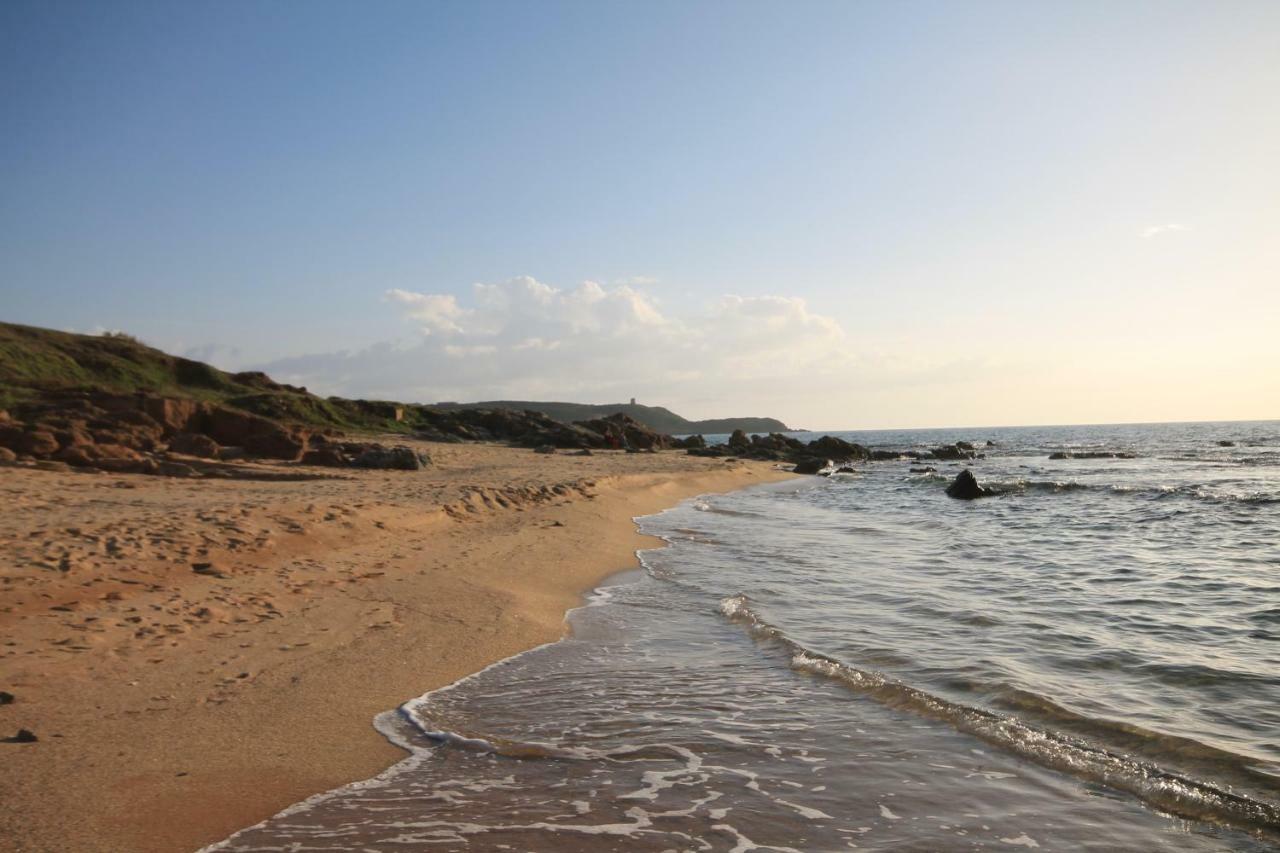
[430,401,789,435]
[0,322,789,438]
[0,321,415,434]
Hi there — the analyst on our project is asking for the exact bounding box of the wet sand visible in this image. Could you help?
[0,441,793,852]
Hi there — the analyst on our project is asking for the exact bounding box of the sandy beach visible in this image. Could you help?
[0,442,793,852]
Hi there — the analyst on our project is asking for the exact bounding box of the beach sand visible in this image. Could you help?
[0,441,794,852]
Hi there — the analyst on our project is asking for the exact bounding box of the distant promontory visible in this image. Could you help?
[427,400,788,436]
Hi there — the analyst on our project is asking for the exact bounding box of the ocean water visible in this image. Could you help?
[210,421,1280,851]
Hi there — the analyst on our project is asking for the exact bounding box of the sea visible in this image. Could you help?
[208,420,1279,852]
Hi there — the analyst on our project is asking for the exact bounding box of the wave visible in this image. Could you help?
[903,473,1280,505]
[716,594,1280,838]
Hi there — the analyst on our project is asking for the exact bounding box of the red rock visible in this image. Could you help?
[140,396,205,435]
[19,430,60,457]
[169,432,220,458]
[206,407,307,460]
[0,447,16,463]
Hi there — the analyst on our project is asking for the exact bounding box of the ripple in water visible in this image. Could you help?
[209,421,1280,851]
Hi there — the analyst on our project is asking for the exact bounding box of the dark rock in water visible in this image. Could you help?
[3,729,38,743]
[0,691,14,705]
[1048,451,1136,460]
[672,434,707,449]
[869,449,901,461]
[807,435,870,461]
[353,445,429,470]
[834,466,858,474]
[945,469,996,499]
[728,429,750,450]
[955,441,975,451]
[1217,440,1236,447]
[986,440,997,446]
[534,445,556,454]
[909,466,936,474]
[931,443,976,461]
[792,458,832,475]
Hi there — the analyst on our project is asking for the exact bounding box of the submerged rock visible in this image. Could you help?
[1048,451,1136,460]
[931,443,976,461]
[945,469,997,500]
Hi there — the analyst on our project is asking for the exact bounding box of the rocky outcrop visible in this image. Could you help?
[169,432,221,459]
[945,469,997,499]
[352,445,430,471]
[573,413,669,451]
[931,443,976,461]
[204,407,307,461]
[792,458,832,475]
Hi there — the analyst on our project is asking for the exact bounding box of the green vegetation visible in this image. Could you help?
[0,322,413,433]
[0,321,789,436]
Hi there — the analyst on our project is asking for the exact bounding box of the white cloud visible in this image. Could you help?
[1141,223,1189,238]
[383,288,468,334]
[256,276,871,412]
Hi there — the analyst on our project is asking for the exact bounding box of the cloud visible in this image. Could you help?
[383,288,468,334]
[1141,223,1189,238]
[256,276,870,413]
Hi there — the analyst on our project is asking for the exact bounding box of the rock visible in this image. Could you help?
[206,407,308,460]
[869,450,901,461]
[955,441,975,451]
[534,445,556,454]
[3,729,37,744]
[909,466,936,473]
[574,413,669,451]
[191,562,227,578]
[353,445,429,470]
[155,461,199,478]
[834,466,858,474]
[572,448,593,456]
[169,432,221,458]
[0,691,13,705]
[300,447,348,467]
[931,443,976,461]
[792,458,832,475]
[728,429,750,450]
[19,430,60,457]
[807,435,870,461]
[945,469,996,499]
[139,396,204,434]
[986,440,997,447]
[1217,440,1236,447]
[1048,451,1136,460]
[673,434,707,449]
[0,447,15,464]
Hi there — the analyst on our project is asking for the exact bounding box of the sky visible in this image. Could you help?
[2,0,1277,429]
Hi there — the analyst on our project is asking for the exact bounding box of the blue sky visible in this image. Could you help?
[2,1,1277,427]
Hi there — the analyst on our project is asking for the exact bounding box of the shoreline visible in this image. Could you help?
[0,443,795,852]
